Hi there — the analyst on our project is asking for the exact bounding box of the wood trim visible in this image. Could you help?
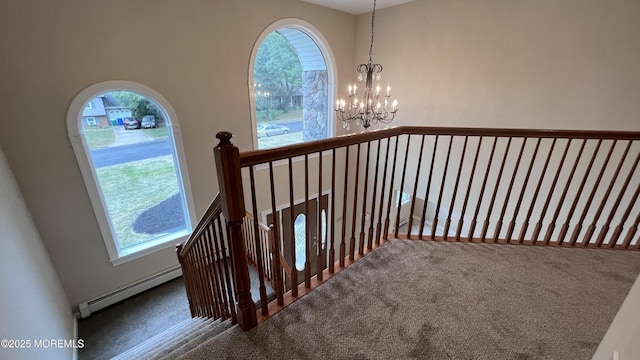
[239,126,640,167]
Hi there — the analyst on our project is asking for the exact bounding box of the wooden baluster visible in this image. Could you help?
[248,166,268,315]
[384,136,401,239]
[520,138,556,244]
[420,135,440,240]
[340,146,349,267]
[304,154,311,288]
[570,140,616,246]
[534,139,571,244]
[189,250,204,317]
[559,139,602,245]
[508,138,540,243]
[194,240,213,318]
[627,211,640,250]
[359,142,371,253]
[268,162,284,306]
[600,152,640,247]
[369,140,382,248]
[177,245,196,317]
[214,216,236,321]
[587,141,632,247]
[317,151,324,281]
[544,139,586,245]
[210,227,225,317]
[287,158,298,296]
[176,244,193,316]
[350,144,361,259]
[469,137,497,242]
[495,138,527,242]
[185,251,201,317]
[200,227,218,319]
[482,137,512,242]
[615,183,640,248]
[432,136,453,240]
[395,135,412,238]
[445,136,468,240]
[408,135,426,237]
[329,149,336,273]
[458,137,483,240]
[203,226,226,318]
[376,137,392,243]
[190,241,205,317]
[268,225,284,305]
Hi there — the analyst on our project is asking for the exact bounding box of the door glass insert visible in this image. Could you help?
[294,213,307,271]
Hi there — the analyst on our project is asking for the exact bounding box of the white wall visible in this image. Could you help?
[0,0,355,309]
[0,144,74,360]
[593,273,640,360]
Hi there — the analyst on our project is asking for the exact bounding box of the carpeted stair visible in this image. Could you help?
[110,317,233,360]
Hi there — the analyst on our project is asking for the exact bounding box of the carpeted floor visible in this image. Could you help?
[178,239,640,360]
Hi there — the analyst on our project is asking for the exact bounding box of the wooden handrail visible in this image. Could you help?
[179,193,222,257]
[239,126,640,167]
[183,126,639,332]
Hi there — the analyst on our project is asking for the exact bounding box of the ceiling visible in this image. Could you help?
[300,0,414,15]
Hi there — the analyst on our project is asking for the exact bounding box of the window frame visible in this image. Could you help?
[67,80,197,265]
[248,18,338,150]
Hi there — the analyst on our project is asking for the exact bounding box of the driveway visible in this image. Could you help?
[111,126,152,146]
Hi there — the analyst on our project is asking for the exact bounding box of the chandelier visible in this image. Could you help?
[335,0,398,130]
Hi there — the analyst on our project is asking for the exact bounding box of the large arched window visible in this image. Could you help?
[67,81,195,265]
[249,19,337,150]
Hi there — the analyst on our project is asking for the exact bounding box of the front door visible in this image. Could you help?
[268,195,328,289]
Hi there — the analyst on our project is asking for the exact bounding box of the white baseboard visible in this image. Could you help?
[77,266,182,318]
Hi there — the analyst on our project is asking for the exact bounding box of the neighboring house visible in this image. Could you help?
[82,95,133,128]
[82,95,109,128]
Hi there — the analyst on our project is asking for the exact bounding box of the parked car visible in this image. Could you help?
[141,115,157,129]
[123,117,140,130]
[257,124,290,138]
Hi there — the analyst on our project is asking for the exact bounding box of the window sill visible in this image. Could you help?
[110,229,191,266]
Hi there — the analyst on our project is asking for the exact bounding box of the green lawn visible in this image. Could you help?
[96,155,182,249]
[83,128,115,149]
[142,127,169,139]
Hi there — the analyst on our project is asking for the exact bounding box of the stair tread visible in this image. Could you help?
[110,317,214,360]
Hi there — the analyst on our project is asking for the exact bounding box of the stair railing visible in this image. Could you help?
[196,126,640,331]
[176,193,237,324]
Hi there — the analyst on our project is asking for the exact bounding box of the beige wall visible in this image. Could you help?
[0,145,74,360]
[1,0,638,322]
[353,0,640,131]
[0,0,355,308]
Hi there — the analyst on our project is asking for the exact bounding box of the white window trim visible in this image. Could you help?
[67,80,197,265]
[248,18,338,150]
[86,117,96,125]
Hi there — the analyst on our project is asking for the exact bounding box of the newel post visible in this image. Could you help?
[214,131,257,330]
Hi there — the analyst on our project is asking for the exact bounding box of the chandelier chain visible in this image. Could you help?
[369,0,377,63]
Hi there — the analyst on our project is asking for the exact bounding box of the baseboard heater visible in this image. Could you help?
[77,266,182,319]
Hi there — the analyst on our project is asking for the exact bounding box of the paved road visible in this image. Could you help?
[91,121,302,168]
[275,120,303,133]
[91,139,172,168]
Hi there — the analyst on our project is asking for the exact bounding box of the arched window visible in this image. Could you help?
[249,19,337,150]
[67,81,195,265]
